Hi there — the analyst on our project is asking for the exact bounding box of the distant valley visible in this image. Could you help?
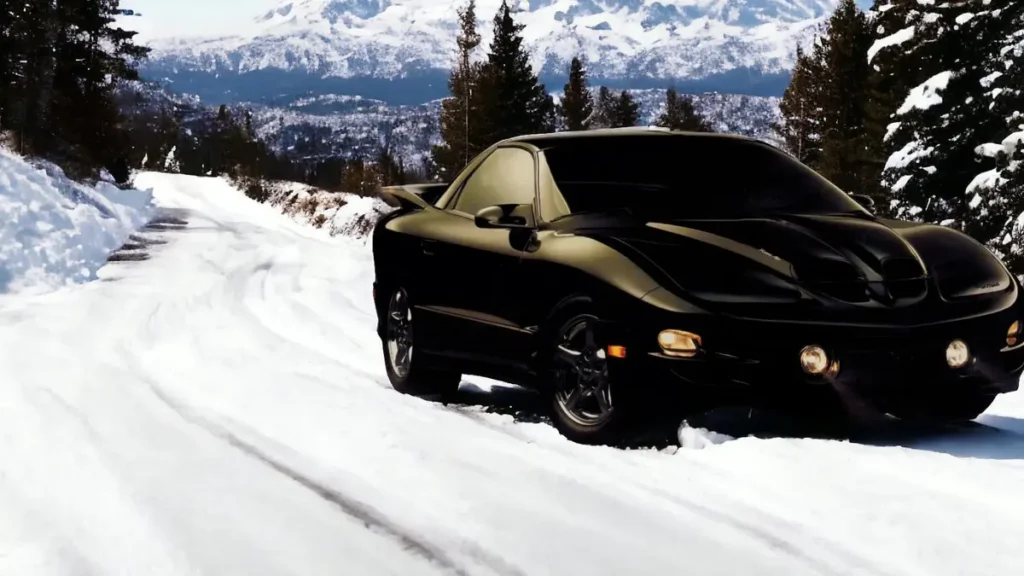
[247,90,782,164]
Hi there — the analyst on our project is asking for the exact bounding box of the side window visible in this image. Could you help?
[452,148,536,216]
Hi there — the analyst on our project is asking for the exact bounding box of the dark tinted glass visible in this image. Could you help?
[538,135,864,220]
[453,148,536,216]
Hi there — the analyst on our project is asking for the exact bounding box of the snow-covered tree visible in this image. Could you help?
[164,146,180,173]
[964,6,1024,271]
[873,0,1010,236]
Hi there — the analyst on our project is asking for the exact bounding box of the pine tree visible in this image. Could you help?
[591,86,616,128]
[559,56,594,131]
[807,0,877,200]
[477,0,555,143]
[430,0,486,181]
[0,0,16,132]
[3,0,58,155]
[608,90,639,128]
[775,46,824,166]
[864,0,925,210]
[1,0,150,181]
[656,88,713,132]
[54,0,150,179]
[879,0,1010,234]
[962,3,1024,272]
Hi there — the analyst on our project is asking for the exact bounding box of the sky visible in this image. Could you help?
[118,0,279,40]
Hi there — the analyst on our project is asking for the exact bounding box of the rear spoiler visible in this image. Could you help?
[378,183,450,211]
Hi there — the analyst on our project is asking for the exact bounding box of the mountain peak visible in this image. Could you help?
[257,0,393,28]
[142,1,871,106]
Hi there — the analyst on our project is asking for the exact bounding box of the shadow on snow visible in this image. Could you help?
[428,380,1024,459]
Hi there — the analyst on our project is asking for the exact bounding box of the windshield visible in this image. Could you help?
[538,135,866,221]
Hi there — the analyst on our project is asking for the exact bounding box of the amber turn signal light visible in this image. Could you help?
[607,345,627,358]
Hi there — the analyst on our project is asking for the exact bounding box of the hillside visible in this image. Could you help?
[249,89,782,164]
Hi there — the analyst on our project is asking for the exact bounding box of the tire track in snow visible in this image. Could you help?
[140,377,523,576]
[622,464,898,576]
[446,400,887,575]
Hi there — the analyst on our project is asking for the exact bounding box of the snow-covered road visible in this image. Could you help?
[3,172,1024,576]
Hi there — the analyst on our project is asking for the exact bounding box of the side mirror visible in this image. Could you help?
[474,204,536,229]
[851,194,875,210]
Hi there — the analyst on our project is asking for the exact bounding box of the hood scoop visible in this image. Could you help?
[792,258,870,302]
[880,256,928,300]
[793,255,927,304]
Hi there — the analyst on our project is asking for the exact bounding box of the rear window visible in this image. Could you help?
[537,135,863,221]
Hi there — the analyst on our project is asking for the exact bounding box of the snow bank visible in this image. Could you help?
[267,181,392,240]
[0,148,155,295]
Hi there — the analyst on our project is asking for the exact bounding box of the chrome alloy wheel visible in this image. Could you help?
[553,316,614,426]
[386,288,413,378]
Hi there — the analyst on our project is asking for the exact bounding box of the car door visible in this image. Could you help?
[413,146,538,371]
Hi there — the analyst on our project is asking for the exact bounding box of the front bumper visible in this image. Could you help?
[605,310,1024,421]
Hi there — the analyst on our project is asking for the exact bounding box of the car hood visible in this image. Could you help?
[587,213,1013,309]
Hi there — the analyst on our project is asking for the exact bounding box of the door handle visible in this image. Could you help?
[420,239,437,256]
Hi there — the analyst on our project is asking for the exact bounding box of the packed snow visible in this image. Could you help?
[3,172,1024,575]
[0,147,154,295]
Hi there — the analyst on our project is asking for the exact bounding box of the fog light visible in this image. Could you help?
[799,345,830,375]
[946,339,970,368]
[1008,321,1020,346]
[658,330,701,357]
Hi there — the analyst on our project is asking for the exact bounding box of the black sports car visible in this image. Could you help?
[371,127,1024,445]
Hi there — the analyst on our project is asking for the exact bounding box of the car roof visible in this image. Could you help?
[505,126,761,147]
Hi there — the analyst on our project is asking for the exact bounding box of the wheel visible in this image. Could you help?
[382,286,461,397]
[547,311,635,445]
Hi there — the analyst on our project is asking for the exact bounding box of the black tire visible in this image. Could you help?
[545,308,639,446]
[382,286,461,397]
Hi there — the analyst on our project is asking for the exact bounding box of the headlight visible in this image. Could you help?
[658,330,701,357]
[1008,321,1020,346]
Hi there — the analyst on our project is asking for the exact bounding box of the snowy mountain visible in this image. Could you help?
[139,0,869,105]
